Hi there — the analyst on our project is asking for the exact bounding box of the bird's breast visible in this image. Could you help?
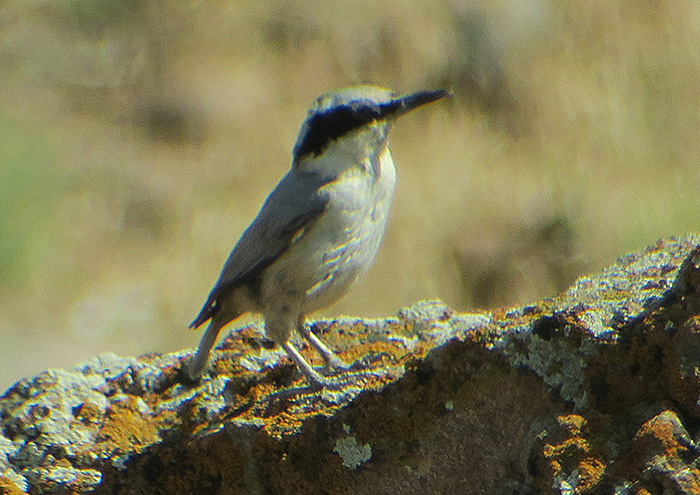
[262,149,397,311]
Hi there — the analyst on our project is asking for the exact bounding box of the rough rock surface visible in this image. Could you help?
[2,235,700,494]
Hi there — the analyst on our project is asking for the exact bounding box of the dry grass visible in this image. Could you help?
[1,0,699,389]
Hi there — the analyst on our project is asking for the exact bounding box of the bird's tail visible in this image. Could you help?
[185,316,226,381]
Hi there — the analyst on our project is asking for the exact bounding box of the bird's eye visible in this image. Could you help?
[295,103,383,158]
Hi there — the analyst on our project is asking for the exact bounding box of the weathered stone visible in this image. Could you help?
[1,235,700,494]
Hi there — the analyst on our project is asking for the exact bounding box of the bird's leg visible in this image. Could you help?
[296,317,350,370]
[281,341,329,388]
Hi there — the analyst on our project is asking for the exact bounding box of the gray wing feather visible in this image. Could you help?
[190,169,331,328]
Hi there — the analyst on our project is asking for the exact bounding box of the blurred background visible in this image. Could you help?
[1,0,699,391]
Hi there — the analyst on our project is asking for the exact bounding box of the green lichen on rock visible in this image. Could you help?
[333,436,372,470]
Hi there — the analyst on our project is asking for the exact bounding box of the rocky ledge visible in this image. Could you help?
[2,235,700,494]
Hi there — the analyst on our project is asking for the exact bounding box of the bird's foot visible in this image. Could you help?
[323,353,352,372]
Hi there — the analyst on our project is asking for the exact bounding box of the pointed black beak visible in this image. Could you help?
[381,89,451,120]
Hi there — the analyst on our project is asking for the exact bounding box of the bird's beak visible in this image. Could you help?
[382,89,451,120]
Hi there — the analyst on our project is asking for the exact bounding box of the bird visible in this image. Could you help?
[186,85,450,387]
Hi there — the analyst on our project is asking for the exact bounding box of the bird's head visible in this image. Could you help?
[293,85,449,167]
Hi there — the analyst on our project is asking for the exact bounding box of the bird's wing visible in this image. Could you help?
[190,170,331,328]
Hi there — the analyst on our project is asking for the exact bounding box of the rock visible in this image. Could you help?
[2,235,700,494]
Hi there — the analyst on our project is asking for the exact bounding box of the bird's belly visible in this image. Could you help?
[262,172,395,313]
[304,214,386,310]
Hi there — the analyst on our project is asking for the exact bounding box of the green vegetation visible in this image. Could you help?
[0,120,61,285]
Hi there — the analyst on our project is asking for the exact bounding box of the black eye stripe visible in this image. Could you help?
[294,102,387,158]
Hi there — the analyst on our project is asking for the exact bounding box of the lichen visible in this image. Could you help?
[505,334,589,409]
[333,436,372,470]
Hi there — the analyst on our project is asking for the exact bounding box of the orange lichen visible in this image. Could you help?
[578,456,606,491]
[0,477,25,495]
[636,412,689,458]
[542,415,606,493]
[558,414,586,434]
[95,396,160,455]
[72,401,105,425]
